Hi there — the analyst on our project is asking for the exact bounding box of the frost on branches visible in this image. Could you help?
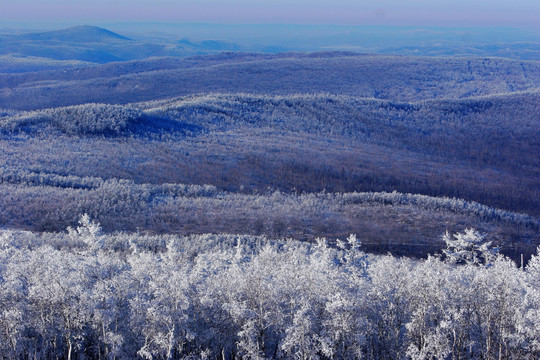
[0,223,538,359]
[442,228,499,266]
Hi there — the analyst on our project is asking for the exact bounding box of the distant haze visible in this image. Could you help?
[1,0,539,30]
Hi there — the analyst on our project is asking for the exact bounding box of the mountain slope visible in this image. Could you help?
[2,91,538,217]
[0,26,133,64]
[15,25,132,42]
[0,25,179,64]
[1,53,539,110]
[0,51,538,261]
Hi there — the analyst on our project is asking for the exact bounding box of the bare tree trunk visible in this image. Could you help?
[67,337,72,360]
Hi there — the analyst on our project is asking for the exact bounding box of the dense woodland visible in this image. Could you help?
[0,30,539,358]
[1,222,539,359]
[2,53,539,110]
[1,92,538,248]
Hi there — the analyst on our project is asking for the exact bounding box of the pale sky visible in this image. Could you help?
[1,0,539,29]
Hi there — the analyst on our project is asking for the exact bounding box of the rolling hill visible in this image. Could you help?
[0,41,538,261]
[1,89,538,260]
[12,25,132,42]
[1,52,539,110]
[0,25,248,66]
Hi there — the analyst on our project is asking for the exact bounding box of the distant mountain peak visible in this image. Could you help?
[22,25,132,43]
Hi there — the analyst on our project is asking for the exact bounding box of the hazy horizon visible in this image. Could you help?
[1,0,539,31]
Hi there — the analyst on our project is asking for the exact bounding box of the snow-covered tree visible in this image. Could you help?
[442,228,499,266]
[68,214,104,252]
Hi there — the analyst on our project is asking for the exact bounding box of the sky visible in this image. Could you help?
[1,0,539,30]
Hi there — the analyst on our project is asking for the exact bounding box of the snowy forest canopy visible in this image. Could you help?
[1,221,539,359]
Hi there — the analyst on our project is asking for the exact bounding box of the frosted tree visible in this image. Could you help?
[23,247,93,360]
[0,227,538,358]
[366,255,414,359]
[405,257,452,360]
[68,214,104,252]
[442,228,499,266]
[337,234,369,279]
[280,304,321,360]
[88,251,132,359]
[322,291,367,359]
[0,241,25,359]
[128,249,192,360]
[475,256,526,360]
[226,245,284,359]
[0,308,23,359]
[522,246,540,356]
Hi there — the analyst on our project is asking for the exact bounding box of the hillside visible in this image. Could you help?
[0,169,537,260]
[0,50,538,262]
[0,25,255,66]
[2,24,539,64]
[1,53,539,110]
[1,89,538,260]
[13,25,132,42]
[0,55,93,73]
[0,25,183,64]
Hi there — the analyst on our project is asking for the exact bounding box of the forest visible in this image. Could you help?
[1,91,538,261]
[0,221,539,359]
[0,25,539,359]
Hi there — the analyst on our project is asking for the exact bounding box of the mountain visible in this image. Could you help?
[109,23,540,60]
[15,25,132,42]
[0,25,255,65]
[0,26,135,63]
[2,24,539,67]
